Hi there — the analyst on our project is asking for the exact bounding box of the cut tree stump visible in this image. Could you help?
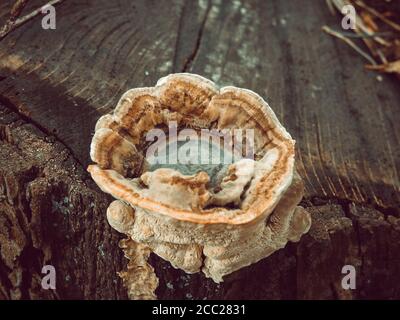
[0,0,399,299]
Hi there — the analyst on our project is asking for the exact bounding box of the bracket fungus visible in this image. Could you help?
[88,73,311,299]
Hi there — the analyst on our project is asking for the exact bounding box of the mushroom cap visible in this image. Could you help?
[88,73,295,225]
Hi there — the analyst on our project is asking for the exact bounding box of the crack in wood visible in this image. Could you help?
[181,0,212,72]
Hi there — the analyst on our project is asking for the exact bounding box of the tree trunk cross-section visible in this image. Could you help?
[0,0,399,299]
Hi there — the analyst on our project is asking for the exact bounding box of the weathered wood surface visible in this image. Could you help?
[0,0,399,299]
